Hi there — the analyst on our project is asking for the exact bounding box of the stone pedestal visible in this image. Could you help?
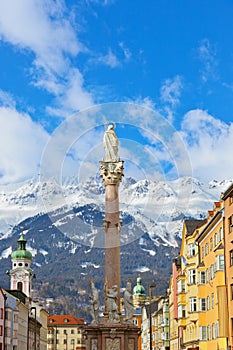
[100,161,124,309]
[84,323,140,350]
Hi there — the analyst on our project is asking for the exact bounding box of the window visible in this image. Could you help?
[63,339,67,344]
[188,243,195,257]
[0,326,2,336]
[230,250,233,266]
[214,231,220,246]
[207,325,212,340]
[205,243,209,255]
[17,282,23,292]
[0,308,3,319]
[177,280,185,293]
[200,326,207,341]
[206,268,211,282]
[188,269,196,284]
[219,227,223,240]
[213,322,219,339]
[212,293,215,309]
[199,298,206,312]
[210,264,214,279]
[71,329,74,334]
[207,296,210,310]
[190,297,197,312]
[202,247,205,259]
[210,238,213,251]
[216,255,224,270]
[199,271,206,284]
[229,216,233,233]
[178,305,186,318]
[230,284,233,300]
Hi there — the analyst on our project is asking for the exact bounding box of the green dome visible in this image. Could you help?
[133,277,146,296]
[11,233,32,260]
[11,250,32,260]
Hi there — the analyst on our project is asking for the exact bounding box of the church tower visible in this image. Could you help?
[9,231,33,297]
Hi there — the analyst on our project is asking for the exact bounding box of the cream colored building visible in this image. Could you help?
[47,314,86,350]
[177,219,206,350]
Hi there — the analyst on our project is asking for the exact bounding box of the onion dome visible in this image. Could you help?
[11,233,32,260]
[133,276,146,297]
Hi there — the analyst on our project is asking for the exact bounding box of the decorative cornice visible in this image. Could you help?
[99,161,124,186]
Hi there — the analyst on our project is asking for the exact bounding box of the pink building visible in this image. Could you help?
[0,288,5,350]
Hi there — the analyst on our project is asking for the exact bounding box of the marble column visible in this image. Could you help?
[100,160,124,310]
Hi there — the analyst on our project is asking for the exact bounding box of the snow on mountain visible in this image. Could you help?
[0,176,232,248]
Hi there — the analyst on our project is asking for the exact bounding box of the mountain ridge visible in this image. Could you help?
[0,176,231,319]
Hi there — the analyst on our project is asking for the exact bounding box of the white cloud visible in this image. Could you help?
[89,48,120,68]
[0,90,15,108]
[0,0,94,113]
[0,106,49,184]
[160,75,183,123]
[119,42,131,61]
[197,38,218,83]
[160,75,183,106]
[181,109,233,181]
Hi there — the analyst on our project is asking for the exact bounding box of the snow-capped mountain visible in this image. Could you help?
[0,176,231,245]
[0,176,232,318]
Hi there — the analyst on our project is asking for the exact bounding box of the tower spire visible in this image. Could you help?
[9,227,33,297]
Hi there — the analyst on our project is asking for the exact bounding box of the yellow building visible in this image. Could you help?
[196,202,228,350]
[47,315,86,350]
[177,219,206,350]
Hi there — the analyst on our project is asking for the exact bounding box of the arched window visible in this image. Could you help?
[17,282,23,291]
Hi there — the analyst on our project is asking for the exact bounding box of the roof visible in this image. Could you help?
[196,210,222,243]
[184,219,207,237]
[48,315,85,326]
[222,183,233,200]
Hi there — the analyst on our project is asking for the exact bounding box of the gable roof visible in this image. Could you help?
[184,219,206,237]
[48,314,85,326]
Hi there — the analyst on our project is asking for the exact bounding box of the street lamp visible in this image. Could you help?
[149,284,156,350]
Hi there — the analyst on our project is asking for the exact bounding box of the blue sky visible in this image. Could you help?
[0,0,233,185]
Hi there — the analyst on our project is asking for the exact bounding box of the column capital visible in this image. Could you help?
[99,161,124,186]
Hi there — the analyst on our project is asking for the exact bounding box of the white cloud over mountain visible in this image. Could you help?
[0,106,48,184]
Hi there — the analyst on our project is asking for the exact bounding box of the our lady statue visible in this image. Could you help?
[103,123,119,162]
